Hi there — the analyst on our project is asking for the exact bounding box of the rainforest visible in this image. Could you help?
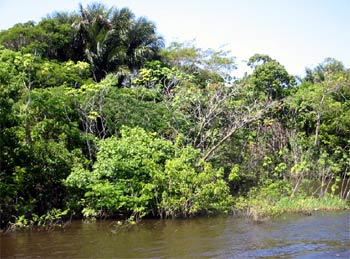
[0,3,349,230]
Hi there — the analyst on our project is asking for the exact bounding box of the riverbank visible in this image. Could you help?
[234,194,349,221]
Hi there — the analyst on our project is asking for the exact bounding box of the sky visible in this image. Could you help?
[0,0,349,77]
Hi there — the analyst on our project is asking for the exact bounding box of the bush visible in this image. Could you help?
[65,127,232,220]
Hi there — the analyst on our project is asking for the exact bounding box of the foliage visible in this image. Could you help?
[0,3,164,83]
[132,60,193,94]
[247,54,296,100]
[0,3,349,230]
[0,16,75,61]
[234,180,348,221]
[0,49,89,228]
[161,41,236,86]
[65,127,232,220]
[7,209,69,231]
[234,180,292,219]
[72,3,164,82]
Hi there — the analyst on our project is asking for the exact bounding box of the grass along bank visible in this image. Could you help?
[234,180,349,221]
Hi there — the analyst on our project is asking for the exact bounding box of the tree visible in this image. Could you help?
[65,74,172,160]
[161,42,236,86]
[162,53,277,162]
[0,49,90,227]
[0,3,164,83]
[166,80,273,162]
[284,58,350,198]
[0,14,76,61]
[132,60,194,95]
[73,3,164,82]
[288,58,350,150]
[247,54,295,100]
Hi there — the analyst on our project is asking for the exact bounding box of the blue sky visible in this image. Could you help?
[0,0,349,77]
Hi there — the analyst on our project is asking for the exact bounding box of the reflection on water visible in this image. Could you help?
[1,211,349,258]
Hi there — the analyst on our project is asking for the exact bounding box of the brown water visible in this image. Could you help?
[1,211,349,258]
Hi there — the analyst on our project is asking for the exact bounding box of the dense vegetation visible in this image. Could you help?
[0,3,349,229]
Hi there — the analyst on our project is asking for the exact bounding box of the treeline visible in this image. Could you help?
[0,3,349,228]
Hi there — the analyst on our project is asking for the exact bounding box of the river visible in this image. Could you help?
[1,211,349,258]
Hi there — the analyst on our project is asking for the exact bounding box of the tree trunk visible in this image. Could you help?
[314,82,329,147]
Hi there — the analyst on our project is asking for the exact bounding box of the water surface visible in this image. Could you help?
[1,211,349,258]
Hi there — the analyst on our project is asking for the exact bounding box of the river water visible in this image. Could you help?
[1,211,349,258]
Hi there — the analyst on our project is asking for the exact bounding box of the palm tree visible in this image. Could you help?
[125,17,164,70]
[73,3,164,82]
